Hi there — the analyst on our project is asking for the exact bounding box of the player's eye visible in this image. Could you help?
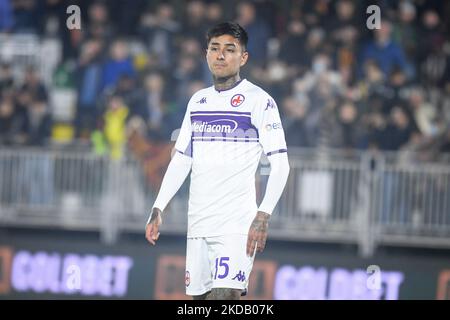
[227,49,235,52]
[210,47,218,51]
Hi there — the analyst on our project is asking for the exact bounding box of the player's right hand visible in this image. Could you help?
[145,208,162,245]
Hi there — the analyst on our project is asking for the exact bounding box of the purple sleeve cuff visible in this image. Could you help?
[266,149,287,156]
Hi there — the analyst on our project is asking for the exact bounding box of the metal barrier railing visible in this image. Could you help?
[371,156,450,250]
[0,147,449,256]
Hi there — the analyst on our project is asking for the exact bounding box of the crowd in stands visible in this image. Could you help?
[1,0,450,166]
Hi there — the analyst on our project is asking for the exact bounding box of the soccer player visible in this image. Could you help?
[145,22,290,300]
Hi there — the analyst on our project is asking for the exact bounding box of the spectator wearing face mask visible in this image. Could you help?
[293,52,344,101]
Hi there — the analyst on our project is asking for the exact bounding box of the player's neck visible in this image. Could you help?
[213,74,241,92]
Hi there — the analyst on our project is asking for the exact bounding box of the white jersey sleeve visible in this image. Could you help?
[257,152,290,214]
[174,101,193,157]
[252,94,287,156]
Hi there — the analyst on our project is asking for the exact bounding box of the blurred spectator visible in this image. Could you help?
[417,9,446,63]
[205,1,224,26]
[0,0,14,32]
[75,38,105,139]
[12,67,49,145]
[392,1,418,63]
[302,0,331,29]
[278,19,307,74]
[380,106,418,151]
[86,1,114,41]
[418,10,447,86]
[24,98,52,146]
[11,0,39,33]
[101,39,136,93]
[367,111,388,151]
[281,95,310,148]
[293,52,343,99]
[335,101,366,149]
[19,66,49,103]
[303,28,327,69]
[408,89,441,139]
[235,1,272,65]
[0,63,14,92]
[250,59,291,101]
[173,53,203,109]
[2,67,51,147]
[384,67,409,113]
[140,72,166,140]
[328,0,361,43]
[328,0,361,83]
[183,0,208,43]
[38,0,67,37]
[360,20,414,80]
[139,3,180,70]
[291,52,345,147]
[103,94,129,160]
[108,0,146,36]
[114,74,142,116]
[359,60,387,102]
[0,94,15,144]
[439,129,450,154]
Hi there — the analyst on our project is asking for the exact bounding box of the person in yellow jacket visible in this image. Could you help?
[103,95,129,160]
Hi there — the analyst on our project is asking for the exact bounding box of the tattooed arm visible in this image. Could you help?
[246,211,271,256]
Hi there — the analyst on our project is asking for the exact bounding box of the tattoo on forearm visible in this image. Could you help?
[150,210,160,223]
[251,212,270,233]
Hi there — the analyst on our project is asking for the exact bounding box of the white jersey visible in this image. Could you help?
[175,79,287,237]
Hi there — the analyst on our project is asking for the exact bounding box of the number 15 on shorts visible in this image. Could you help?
[214,257,230,279]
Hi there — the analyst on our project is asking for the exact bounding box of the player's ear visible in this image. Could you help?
[240,51,249,67]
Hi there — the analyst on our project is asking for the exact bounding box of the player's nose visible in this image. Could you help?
[217,51,225,60]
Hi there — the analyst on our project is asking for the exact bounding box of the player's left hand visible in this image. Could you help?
[246,211,270,257]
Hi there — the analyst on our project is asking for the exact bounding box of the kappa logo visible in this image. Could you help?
[230,94,245,107]
[185,271,190,287]
[196,97,207,104]
[232,271,246,282]
[265,98,276,111]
